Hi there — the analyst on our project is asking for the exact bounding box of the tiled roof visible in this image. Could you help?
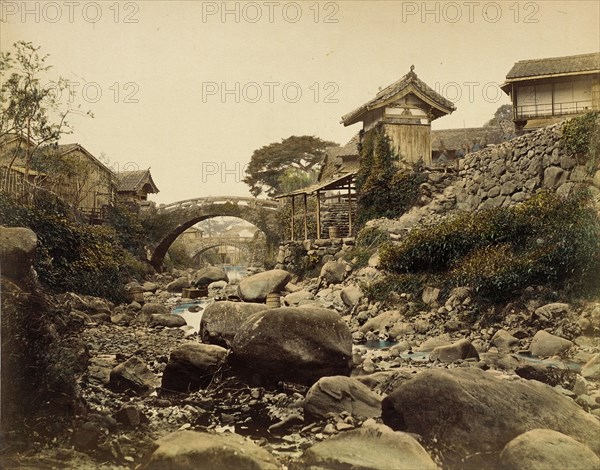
[341,67,456,126]
[319,134,360,181]
[505,52,599,80]
[117,169,159,194]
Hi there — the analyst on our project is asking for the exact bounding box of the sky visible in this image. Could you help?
[2,0,599,204]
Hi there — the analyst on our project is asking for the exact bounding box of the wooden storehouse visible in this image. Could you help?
[501,52,600,130]
[116,169,159,207]
[341,66,456,165]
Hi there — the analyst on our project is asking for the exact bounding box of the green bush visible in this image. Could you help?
[0,191,142,302]
[345,226,390,267]
[356,125,426,224]
[562,111,600,173]
[378,189,600,302]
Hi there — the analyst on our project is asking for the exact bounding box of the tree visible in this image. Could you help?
[243,135,338,197]
[484,104,513,127]
[0,41,91,187]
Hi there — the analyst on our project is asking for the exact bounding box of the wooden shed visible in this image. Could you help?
[341,66,456,165]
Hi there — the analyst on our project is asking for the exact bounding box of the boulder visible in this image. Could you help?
[151,314,187,328]
[429,338,479,363]
[304,376,382,420]
[319,260,347,285]
[283,290,315,306]
[161,343,228,393]
[491,329,520,352]
[381,368,600,468]
[0,226,37,282]
[499,429,600,470]
[208,280,228,291]
[340,285,363,307]
[360,309,405,334]
[200,301,267,347]
[300,423,438,470]
[581,353,600,381]
[142,282,159,293]
[415,334,452,352]
[144,430,279,470]
[237,269,291,302]
[194,266,229,287]
[421,286,441,305]
[141,302,169,315]
[530,330,573,356]
[231,306,353,385]
[108,357,160,396]
[166,276,190,292]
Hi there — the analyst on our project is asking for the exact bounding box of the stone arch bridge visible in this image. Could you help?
[148,196,279,271]
[188,236,255,260]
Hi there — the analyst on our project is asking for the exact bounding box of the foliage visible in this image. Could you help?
[0,191,143,302]
[484,104,513,127]
[165,239,197,270]
[276,196,318,240]
[243,135,338,197]
[344,226,390,268]
[105,202,147,257]
[356,125,425,225]
[562,111,600,174]
[285,243,321,279]
[377,190,600,303]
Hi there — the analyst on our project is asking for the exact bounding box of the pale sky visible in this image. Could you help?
[2,0,599,203]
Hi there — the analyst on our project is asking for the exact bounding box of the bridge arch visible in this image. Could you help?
[148,197,279,271]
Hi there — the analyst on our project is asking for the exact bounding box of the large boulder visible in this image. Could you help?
[499,429,600,470]
[581,353,600,381]
[381,368,600,468]
[194,266,229,287]
[150,314,187,328]
[319,260,347,285]
[304,376,382,420]
[231,306,353,385]
[530,330,573,356]
[143,430,279,470]
[340,284,363,307]
[300,423,438,470]
[166,276,190,293]
[108,357,160,396]
[429,339,479,363]
[200,301,267,347]
[161,343,228,393]
[0,226,37,282]
[237,269,291,302]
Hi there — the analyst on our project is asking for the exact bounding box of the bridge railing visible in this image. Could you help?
[157,196,279,213]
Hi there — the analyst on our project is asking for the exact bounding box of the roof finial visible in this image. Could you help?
[410,65,415,72]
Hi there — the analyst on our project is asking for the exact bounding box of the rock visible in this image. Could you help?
[340,285,363,307]
[166,276,190,292]
[530,330,573,356]
[360,309,405,334]
[73,421,102,451]
[319,260,347,285]
[208,280,228,291]
[144,430,279,470]
[200,301,267,347]
[304,376,382,420]
[232,306,353,385]
[194,266,229,287]
[534,303,571,321]
[0,226,37,282]
[142,281,159,293]
[141,303,169,317]
[108,357,160,396]
[161,343,228,393]
[491,329,520,352]
[543,166,567,188]
[237,269,291,302]
[415,334,452,352]
[499,429,600,470]
[283,290,315,306]
[421,286,440,305]
[151,314,187,328]
[113,405,145,427]
[300,423,438,470]
[429,338,479,363]
[515,363,573,387]
[368,252,380,268]
[382,368,600,468]
[581,353,600,381]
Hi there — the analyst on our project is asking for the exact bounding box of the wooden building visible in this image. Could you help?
[501,52,600,130]
[116,169,159,206]
[341,66,456,165]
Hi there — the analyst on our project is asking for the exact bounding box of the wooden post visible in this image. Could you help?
[290,195,295,241]
[348,184,352,237]
[303,193,308,240]
[316,191,321,240]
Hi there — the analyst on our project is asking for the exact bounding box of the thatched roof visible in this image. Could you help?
[501,52,600,94]
[431,127,507,152]
[117,169,159,194]
[341,67,456,126]
[318,134,360,181]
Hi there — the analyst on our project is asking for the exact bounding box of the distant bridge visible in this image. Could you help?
[148,196,279,271]
[187,236,255,259]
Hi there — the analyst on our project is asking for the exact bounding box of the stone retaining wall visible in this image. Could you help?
[275,238,354,273]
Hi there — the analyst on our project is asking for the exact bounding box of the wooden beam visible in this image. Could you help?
[303,193,308,240]
[348,185,352,237]
[316,191,321,240]
[290,195,295,241]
